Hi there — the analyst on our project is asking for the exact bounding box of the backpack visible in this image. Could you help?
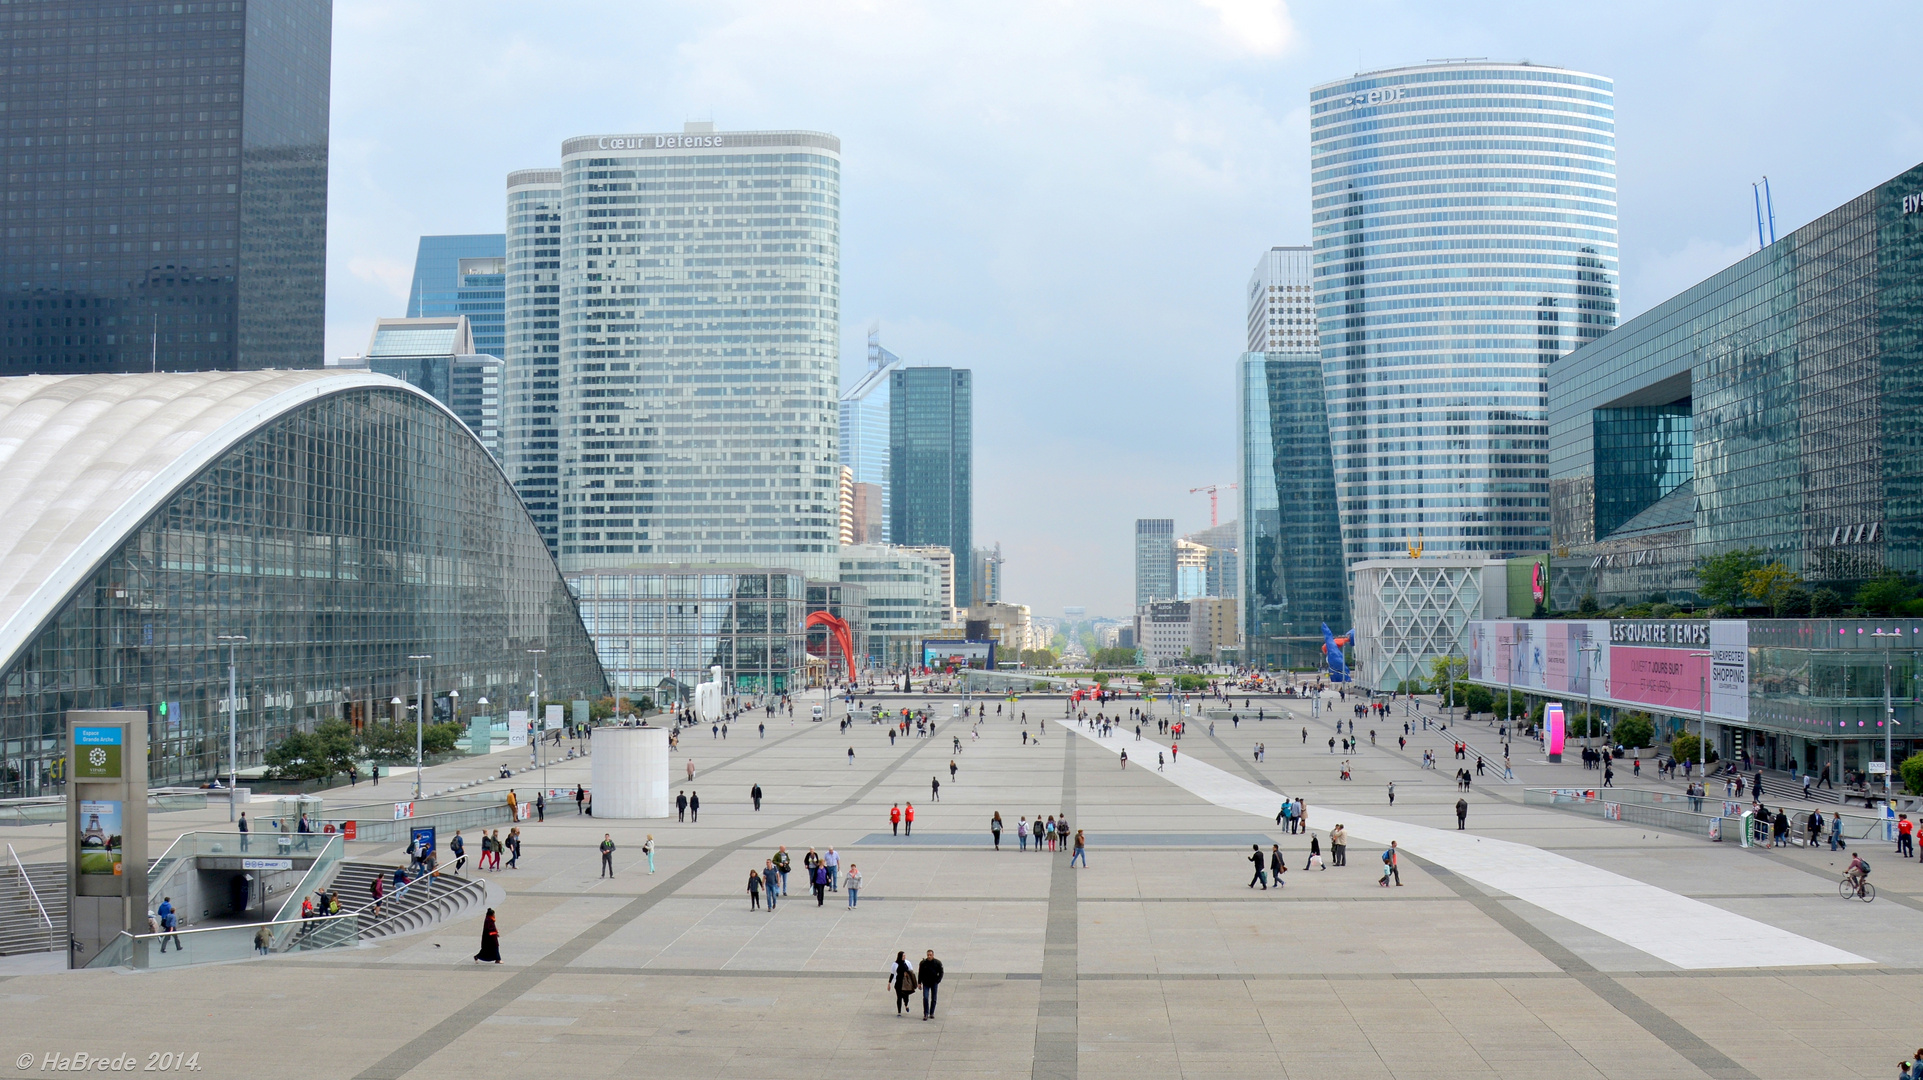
[1382,849,1394,864]
[1859,857,1870,873]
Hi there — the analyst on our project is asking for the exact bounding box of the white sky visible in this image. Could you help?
[325,0,1923,619]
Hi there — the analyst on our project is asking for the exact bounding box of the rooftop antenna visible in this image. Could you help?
[1752,177,1777,249]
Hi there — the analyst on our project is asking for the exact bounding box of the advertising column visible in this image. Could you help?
[66,710,148,968]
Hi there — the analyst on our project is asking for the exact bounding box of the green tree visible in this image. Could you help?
[1900,752,1923,797]
[1742,563,1801,609]
[1669,731,1718,765]
[1811,588,1844,615]
[1463,685,1493,715]
[1695,548,1764,608]
[1428,654,1466,690]
[1138,673,1158,689]
[1612,712,1655,749]
[421,721,464,756]
[264,731,329,782]
[1020,648,1060,669]
[1856,571,1916,615]
[1091,646,1138,669]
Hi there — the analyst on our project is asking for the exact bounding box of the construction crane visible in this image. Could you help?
[1188,483,1237,528]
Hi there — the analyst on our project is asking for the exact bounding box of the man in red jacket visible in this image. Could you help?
[890,804,901,835]
[904,802,916,836]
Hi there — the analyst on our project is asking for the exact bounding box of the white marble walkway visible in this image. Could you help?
[1057,718,1867,971]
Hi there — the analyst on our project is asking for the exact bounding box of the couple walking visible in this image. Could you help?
[888,949,945,1019]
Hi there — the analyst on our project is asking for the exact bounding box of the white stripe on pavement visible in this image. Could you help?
[1059,718,1867,971]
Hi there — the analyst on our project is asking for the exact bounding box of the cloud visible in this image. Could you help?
[1196,0,1294,55]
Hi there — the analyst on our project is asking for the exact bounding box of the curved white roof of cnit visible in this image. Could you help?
[0,370,456,670]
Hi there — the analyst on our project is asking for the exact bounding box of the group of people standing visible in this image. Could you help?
[749,844,862,909]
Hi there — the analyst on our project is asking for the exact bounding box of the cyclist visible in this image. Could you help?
[1847,851,1871,897]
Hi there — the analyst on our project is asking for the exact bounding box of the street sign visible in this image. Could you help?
[1870,761,1889,775]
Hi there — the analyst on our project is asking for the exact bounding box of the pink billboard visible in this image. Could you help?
[1609,646,1712,713]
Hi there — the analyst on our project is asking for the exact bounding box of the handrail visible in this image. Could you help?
[355,871,484,938]
[6,843,52,930]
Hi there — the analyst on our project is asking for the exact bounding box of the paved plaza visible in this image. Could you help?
[3,693,1921,1079]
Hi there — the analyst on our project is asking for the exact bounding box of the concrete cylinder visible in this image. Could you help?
[589,726,669,818]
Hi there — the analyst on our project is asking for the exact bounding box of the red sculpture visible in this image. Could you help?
[805,610,855,681]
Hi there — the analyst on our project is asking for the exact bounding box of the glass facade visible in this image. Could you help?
[1549,161,1923,603]
[889,366,972,604]
[0,0,331,373]
[1247,246,1319,354]
[1240,353,1350,667]
[505,170,562,555]
[1311,62,1617,566]
[839,330,898,543]
[1592,403,1692,539]
[0,383,605,797]
[1134,519,1175,607]
[407,234,506,358]
[550,127,842,569]
[837,545,943,668]
[567,567,804,699]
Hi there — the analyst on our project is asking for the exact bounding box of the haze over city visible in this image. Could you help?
[324,0,1923,617]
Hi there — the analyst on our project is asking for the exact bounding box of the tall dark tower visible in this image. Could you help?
[890,366,973,606]
[0,0,331,373]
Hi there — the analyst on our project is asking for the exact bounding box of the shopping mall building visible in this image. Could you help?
[0,371,605,797]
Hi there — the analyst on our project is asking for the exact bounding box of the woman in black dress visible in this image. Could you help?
[474,908,502,964]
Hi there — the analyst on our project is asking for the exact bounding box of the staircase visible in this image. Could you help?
[330,861,485,940]
[0,856,61,955]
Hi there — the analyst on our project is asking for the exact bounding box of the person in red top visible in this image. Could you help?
[904,802,916,836]
[890,804,901,836]
[1899,814,1914,858]
[1170,743,1179,764]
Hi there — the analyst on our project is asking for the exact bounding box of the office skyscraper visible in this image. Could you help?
[890,366,973,605]
[1248,246,1319,354]
[504,170,563,554]
[1241,245,1347,666]
[1135,519,1175,607]
[408,235,506,358]
[0,0,331,373]
[335,316,505,461]
[1312,62,1617,564]
[543,124,841,572]
[840,328,900,543]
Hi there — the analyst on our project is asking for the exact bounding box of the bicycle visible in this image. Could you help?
[1838,875,1876,903]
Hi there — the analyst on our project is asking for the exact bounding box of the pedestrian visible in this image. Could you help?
[254,923,272,955]
[890,803,901,835]
[1331,824,1347,867]
[826,846,840,891]
[1387,781,1396,806]
[1017,816,1029,851]
[904,802,915,835]
[690,791,700,822]
[812,861,829,906]
[748,868,762,910]
[1119,749,1127,768]
[687,758,695,782]
[535,791,545,822]
[1249,843,1268,889]
[751,783,763,811]
[932,776,941,801]
[991,812,1003,850]
[575,783,586,815]
[762,860,780,911]
[599,833,616,878]
[1457,798,1469,830]
[643,834,656,874]
[846,864,862,908]
[506,827,521,869]
[890,951,916,1015]
[676,790,688,822]
[1269,844,1286,888]
[473,908,502,964]
[775,846,792,894]
[238,811,250,852]
[1385,840,1401,886]
[1308,831,1325,870]
[1071,829,1087,867]
[918,949,944,1019]
[157,896,181,952]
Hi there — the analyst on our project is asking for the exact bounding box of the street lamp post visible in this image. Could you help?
[407,654,431,800]
[1578,642,1601,758]
[528,648,546,785]
[1689,650,1712,779]
[216,634,247,821]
